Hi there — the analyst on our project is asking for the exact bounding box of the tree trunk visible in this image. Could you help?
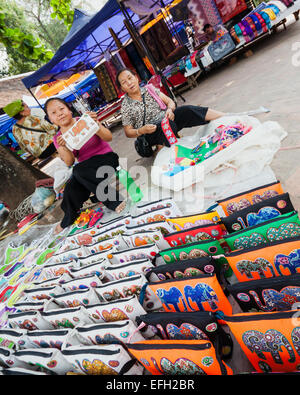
[0,144,47,210]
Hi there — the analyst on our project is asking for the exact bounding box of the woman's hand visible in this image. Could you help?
[140,124,157,134]
[165,108,175,121]
[85,111,99,123]
[57,135,67,147]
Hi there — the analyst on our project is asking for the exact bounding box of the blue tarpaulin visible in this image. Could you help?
[22,0,175,90]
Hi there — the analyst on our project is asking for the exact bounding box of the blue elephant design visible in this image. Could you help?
[156,287,187,312]
[242,329,295,365]
[291,327,300,356]
[274,249,300,275]
[249,286,300,311]
[184,284,219,311]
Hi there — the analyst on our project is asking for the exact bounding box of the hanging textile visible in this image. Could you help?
[125,42,152,81]
[188,0,223,44]
[214,0,248,23]
[169,0,191,22]
[118,47,135,70]
[111,52,126,72]
[123,0,162,16]
[94,63,118,102]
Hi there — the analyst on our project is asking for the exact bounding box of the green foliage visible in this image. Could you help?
[50,0,74,30]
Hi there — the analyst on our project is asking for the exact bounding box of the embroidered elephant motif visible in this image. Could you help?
[242,329,295,365]
[184,284,219,311]
[245,207,281,227]
[156,287,188,312]
[291,327,300,355]
[274,249,300,275]
[236,258,276,279]
[249,286,300,311]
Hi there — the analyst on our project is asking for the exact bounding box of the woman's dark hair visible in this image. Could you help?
[115,68,137,89]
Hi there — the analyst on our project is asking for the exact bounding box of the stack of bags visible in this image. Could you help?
[0,184,299,375]
[230,1,286,45]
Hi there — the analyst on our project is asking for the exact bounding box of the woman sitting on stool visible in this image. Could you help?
[117,68,225,156]
[45,98,125,233]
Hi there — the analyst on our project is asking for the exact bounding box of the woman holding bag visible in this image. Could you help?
[44,98,125,233]
[117,68,225,157]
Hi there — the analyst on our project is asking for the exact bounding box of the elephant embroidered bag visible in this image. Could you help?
[217,180,284,216]
[227,273,300,312]
[136,311,233,359]
[164,223,227,247]
[103,259,154,282]
[226,235,300,282]
[142,274,232,315]
[167,211,221,231]
[223,211,300,252]
[135,197,182,216]
[145,256,221,283]
[220,193,295,233]
[61,344,143,375]
[222,310,300,373]
[127,340,233,375]
[108,243,159,265]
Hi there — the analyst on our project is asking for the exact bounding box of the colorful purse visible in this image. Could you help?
[125,220,176,235]
[51,287,101,308]
[103,259,154,282]
[121,229,170,251]
[142,274,232,315]
[223,310,300,373]
[136,311,233,359]
[23,285,63,302]
[84,238,122,254]
[164,223,227,247]
[217,181,284,216]
[69,261,106,279]
[61,344,143,375]
[84,296,147,326]
[226,235,300,281]
[108,243,159,265]
[223,211,300,251]
[167,211,221,231]
[227,273,300,312]
[127,340,233,375]
[61,274,102,292]
[0,328,27,350]
[135,197,182,216]
[221,193,295,233]
[41,306,92,329]
[145,256,221,283]
[154,239,225,266]
[67,320,145,347]
[20,328,72,350]
[130,206,181,227]
[8,311,54,331]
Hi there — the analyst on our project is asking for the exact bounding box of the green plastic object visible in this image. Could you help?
[116,167,144,203]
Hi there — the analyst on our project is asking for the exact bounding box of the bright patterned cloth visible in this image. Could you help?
[12,115,58,158]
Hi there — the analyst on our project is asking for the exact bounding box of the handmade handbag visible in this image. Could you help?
[69,260,106,279]
[121,229,170,250]
[126,220,176,235]
[223,310,300,373]
[167,211,221,231]
[62,344,143,375]
[108,243,159,265]
[164,223,227,247]
[145,256,221,283]
[51,287,101,308]
[20,328,72,350]
[217,180,284,216]
[127,340,233,375]
[130,206,180,226]
[154,239,225,266]
[135,197,182,216]
[66,320,145,347]
[227,273,300,312]
[226,235,300,282]
[8,311,54,331]
[223,211,300,251]
[61,274,102,292]
[41,306,92,329]
[103,259,154,282]
[134,93,154,158]
[221,193,295,233]
[136,311,233,359]
[141,274,232,315]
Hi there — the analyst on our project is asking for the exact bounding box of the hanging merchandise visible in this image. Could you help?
[187,0,223,44]
[125,42,152,82]
[214,0,248,23]
[94,63,118,103]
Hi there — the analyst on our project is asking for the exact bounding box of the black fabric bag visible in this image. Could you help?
[227,273,300,313]
[134,93,154,157]
[136,310,233,359]
[220,193,295,233]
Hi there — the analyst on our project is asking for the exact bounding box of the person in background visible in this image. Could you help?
[3,99,58,159]
[44,98,125,234]
[203,23,228,43]
[117,68,225,155]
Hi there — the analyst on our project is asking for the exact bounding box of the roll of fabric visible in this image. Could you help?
[94,63,118,102]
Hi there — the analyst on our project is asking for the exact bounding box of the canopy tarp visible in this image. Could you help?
[22,0,176,90]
